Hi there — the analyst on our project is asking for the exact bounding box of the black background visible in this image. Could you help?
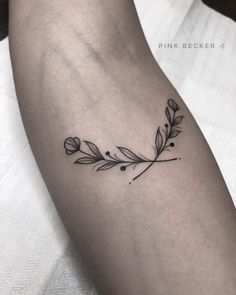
[203,0,236,20]
[0,1,236,42]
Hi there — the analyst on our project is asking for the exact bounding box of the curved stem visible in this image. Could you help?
[156,157,177,163]
[132,157,178,181]
[106,153,121,162]
[79,149,94,157]
[132,110,177,182]
[132,160,155,181]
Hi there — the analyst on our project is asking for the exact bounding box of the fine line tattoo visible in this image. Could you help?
[64,99,184,183]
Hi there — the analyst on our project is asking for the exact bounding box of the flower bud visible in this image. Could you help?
[64,137,81,155]
[167,99,180,111]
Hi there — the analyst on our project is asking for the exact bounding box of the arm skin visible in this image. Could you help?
[9,1,236,294]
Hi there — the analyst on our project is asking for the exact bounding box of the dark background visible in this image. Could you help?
[203,0,236,21]
[0,0,8,41]
[0,1,236,41]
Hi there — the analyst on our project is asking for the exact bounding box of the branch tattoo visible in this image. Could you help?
[64,99,184,184]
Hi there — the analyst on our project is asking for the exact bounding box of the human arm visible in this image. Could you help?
[9,1,236,294]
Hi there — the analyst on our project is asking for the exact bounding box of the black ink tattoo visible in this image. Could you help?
[64,99,184,183]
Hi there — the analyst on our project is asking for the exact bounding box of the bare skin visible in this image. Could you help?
[9,1,236,294]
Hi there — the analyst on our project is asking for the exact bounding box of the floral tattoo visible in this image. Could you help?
[64,99,184,183]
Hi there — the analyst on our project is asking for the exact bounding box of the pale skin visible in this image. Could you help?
[9,1,236,294]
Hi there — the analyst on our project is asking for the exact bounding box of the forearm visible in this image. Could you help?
[9,1,236,294]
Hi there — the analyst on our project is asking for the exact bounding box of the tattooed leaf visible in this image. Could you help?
[170,130,182,138]
[173,116,184,126]
[155,127,163,155]
[75,157,97,164]
[96,162,118,171]
[117,147,142,161]
[171,127,181,133]
[84,141,103,159]
[165,107,171,124]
